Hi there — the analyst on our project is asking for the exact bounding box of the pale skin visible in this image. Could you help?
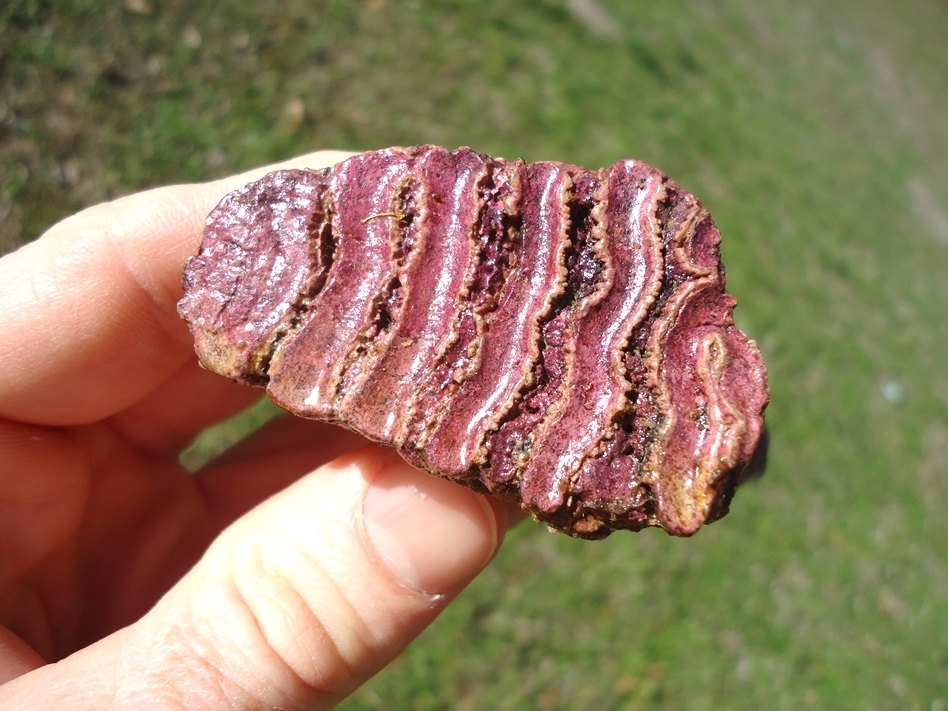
[0,151,521,709]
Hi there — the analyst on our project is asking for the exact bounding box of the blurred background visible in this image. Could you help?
[3,0,947,708]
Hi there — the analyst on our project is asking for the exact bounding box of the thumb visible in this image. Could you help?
[0,447,512,710]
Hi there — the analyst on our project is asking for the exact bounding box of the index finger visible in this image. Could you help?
[0,151,354,426]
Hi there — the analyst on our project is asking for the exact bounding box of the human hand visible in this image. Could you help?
[0,152,519,709]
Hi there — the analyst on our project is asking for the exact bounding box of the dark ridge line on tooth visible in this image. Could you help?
[566,179,720,536]
[414,160,572,480]
[638,191,741,535]
[343,148,494,445]
[332,175,420,409]
[265,149,413,419]
[399,150,502,443]
[402,157,524,470]
[254,171,337,383]
[519,160,666,528]
[565,181,694,532]
[398,159,503,456]
[483,167,605,496]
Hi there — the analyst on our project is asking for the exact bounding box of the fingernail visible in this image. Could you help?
[363,462,499,595]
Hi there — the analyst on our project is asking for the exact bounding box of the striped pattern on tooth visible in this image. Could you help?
[178,145,769,538]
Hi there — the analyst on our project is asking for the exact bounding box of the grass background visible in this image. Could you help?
[4,0,948,708]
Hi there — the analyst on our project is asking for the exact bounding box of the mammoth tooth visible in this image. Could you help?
[179,145,769,538]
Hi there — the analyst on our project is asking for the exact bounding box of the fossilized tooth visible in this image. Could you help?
[179,145,769,538]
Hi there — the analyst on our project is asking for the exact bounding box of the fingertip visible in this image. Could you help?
[0,628,45,685]
[0,447,513,710]
[362,458,502,596]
